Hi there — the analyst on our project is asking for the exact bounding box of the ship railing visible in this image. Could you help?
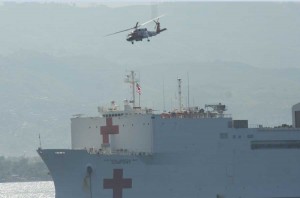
[161,112,231,119]
[100,108,153,118]
[248,124,300,131]
[111,150,153,156]
[86,148,153,156]
[257,128,300,131]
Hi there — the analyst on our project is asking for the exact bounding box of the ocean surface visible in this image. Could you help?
[0,181,54,198]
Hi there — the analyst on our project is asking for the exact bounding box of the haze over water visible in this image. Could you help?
[0,181,54,198]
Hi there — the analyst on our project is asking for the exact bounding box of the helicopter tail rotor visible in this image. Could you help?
[153,18,159,30]
[154,19,166,33]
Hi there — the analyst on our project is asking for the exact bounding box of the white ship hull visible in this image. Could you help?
[38,115,300,198]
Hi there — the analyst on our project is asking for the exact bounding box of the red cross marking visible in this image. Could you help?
[100,117,119,144]
[103,169,132,198]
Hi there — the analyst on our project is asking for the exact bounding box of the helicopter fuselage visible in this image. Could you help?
[105,15,166,44]
[126,28,156,43]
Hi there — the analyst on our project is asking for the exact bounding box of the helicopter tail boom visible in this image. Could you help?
[157,27,167,34]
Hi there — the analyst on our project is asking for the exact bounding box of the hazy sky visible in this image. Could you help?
[1,0,299,6]
[1,1,300,155]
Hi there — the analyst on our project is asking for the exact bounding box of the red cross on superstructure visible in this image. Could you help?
[100,117,119,144]
[103,169,132,198]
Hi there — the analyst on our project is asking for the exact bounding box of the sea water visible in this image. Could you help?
[0,181,54,198]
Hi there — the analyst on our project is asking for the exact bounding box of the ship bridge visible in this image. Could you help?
[98,100,154,118]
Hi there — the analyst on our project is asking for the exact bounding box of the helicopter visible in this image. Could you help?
[105,15,167,44]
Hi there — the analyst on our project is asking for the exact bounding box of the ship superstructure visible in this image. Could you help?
[38,71,300,198]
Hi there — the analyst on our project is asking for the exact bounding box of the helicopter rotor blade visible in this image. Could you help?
[105,22,139,37]
[104,14,165,37]
[140,14,165,27]
[105,28,134,37]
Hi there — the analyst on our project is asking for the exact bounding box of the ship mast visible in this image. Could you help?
[125,71,138,107]
[178,78,182,112]
[131,71,135,107]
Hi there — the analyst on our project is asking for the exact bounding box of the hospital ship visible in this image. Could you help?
[38,71,300,198]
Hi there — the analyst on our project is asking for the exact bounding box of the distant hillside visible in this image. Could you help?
[0,2,300,156]
[1,51,299,156]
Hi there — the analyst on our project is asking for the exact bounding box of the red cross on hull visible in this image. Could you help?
[100,117,119,144]
[103,169,132,198]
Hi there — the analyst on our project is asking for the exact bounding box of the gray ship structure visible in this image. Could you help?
[38,71,300,198]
